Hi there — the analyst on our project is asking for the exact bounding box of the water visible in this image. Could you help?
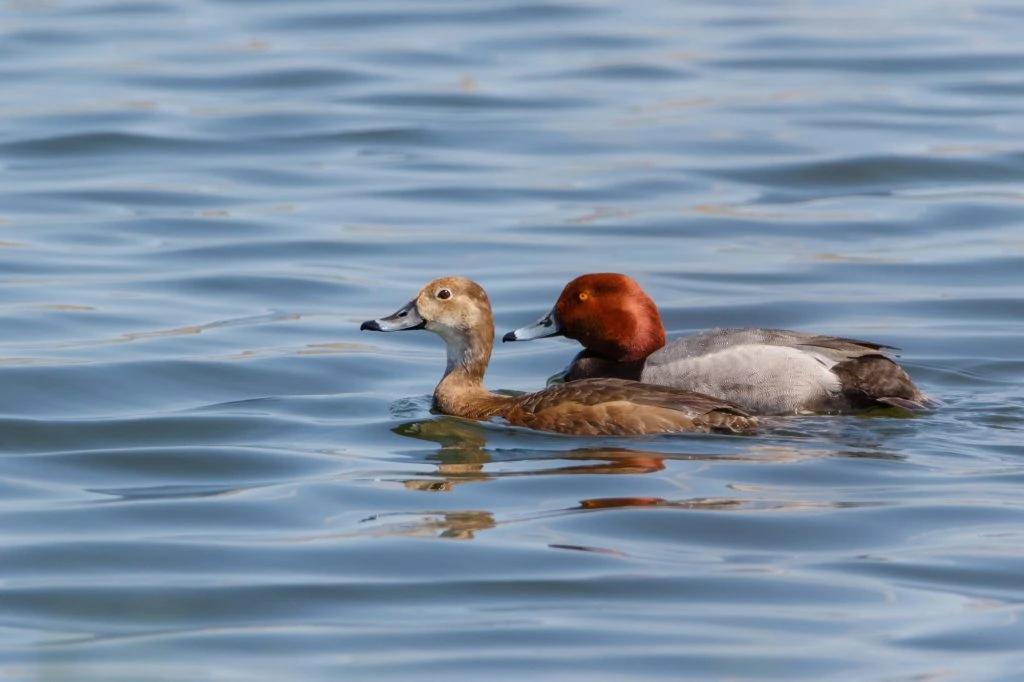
[1,0,1023,679]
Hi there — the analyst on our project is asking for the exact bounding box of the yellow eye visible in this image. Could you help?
[578,292,589,301]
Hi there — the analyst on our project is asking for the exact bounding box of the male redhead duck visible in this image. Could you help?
[503,273,935,416]
[360,276,757,436]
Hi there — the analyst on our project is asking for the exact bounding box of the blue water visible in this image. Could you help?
[2,0,1023,680]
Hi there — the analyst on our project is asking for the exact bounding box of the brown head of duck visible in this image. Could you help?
[361,276,756,437]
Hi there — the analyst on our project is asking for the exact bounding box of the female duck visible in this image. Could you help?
[503,273,934,416]
[360,276,756,436]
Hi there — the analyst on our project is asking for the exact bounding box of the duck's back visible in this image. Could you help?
[568,328,931,415]
[503,378,756,436]
[655,328,891,359]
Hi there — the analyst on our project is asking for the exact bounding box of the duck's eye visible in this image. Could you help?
[578,291,589,301]
[436,288,452,300]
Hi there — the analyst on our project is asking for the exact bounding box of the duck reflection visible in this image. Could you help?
[389,417,850,493]
[359,492,868,542]
[392,418,670,492]
[366,417,890,541]
[361,509,496,540]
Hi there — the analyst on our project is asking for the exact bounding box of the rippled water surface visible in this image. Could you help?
[2,0,1023,680]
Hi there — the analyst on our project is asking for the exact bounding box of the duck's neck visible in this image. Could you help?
[434,371,511,420]
[592,304,666,362]
[432,328,511,420]
[619,323,665,362]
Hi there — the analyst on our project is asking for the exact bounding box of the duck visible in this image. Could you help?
[502,273,935,416]
[360,276,757,436]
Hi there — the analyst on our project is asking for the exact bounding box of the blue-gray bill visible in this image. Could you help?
[502,308,562,342]
[360,300,425,332]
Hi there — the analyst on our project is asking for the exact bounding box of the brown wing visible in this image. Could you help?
[507,378,757,436]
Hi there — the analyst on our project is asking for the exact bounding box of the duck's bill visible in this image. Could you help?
[360,300,425,332]
[502,308,563,342]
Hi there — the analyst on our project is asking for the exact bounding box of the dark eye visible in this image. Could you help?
[437,288,452,300]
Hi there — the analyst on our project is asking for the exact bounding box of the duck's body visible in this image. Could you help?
[435,373,755,436]
[361,276,756,436]
[503,274,934,416]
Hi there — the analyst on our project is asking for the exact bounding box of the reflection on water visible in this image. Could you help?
[389,416,853,492]
[373,418,892,542]
[361,509,498,541]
